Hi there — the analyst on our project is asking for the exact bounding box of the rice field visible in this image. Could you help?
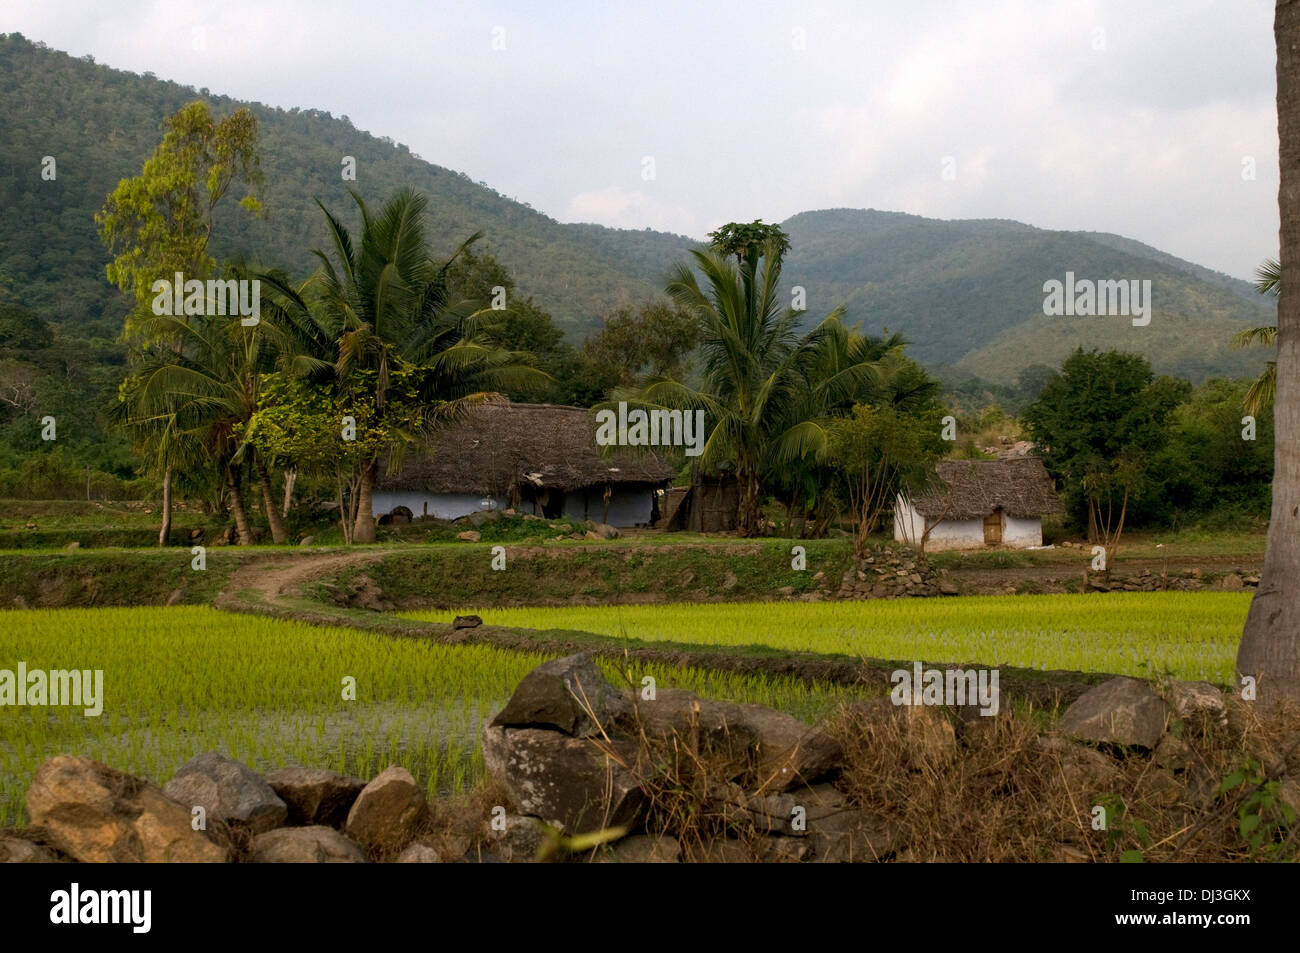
[0,606,867,826]
[404,592,1252,685]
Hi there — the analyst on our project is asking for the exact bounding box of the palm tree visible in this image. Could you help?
[633,232,885,536]
[1233,257,1279,415]
[291,188,542,543]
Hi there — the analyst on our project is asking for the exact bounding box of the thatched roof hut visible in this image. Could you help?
[910,458,1064,519]
[376,401,675,503]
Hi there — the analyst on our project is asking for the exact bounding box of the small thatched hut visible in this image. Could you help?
[372,402,676,527]
[894,457,1063,550]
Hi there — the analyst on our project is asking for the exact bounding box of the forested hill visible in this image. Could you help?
[0,33,1276,383]
[779,209,1274,383]
[0,33,697,337]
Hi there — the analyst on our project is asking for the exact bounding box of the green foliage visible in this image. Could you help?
[1217,758,1298,858]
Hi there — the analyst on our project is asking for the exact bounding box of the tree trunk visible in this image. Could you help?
[1239,0,1300,707]
[256,459,289,544]
[282,467,296,518]
[352,458,378,543]
[736,463,762,537]
[228,466,254,546]
[158,468,173,547]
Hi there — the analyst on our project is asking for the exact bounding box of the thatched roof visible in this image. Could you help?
[377,402,676,495]
[910,457,1064,519]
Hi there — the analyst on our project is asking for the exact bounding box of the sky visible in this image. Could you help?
[1,0,1280,280]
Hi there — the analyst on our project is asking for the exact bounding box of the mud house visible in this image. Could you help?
[372,402,676,527]
[894,457,1063,551]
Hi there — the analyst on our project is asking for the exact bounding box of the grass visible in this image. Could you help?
[0,606,871,827]
[403,591,1253,685]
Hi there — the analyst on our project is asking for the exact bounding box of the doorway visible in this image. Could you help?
[983,508,1003,545]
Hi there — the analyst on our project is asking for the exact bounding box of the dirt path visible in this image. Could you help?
[218,550,387,605]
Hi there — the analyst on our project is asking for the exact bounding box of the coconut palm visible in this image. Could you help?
[633,232,886,536]
[290,187,543,542]
[1234,257,1279,415]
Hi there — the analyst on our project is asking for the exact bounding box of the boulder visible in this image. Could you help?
[590,523,619,540]
[710,781,848,835]
[597,834,681,863]
[395,842,443,863]
[456,530,481,542]
[248,826,366,863]
[265,766,366,828]
[482,724,645,834]
[1036,737,1122,792]
[1057,677,1170,749]
[164,752,287,835]
[628,689,842,791]
[344,765,428,854]
[26,755,228,863]
[492,653,629,738]
[482,813,549,862]
[1165,680,1227,722]
[0,834,61,863]
[453,614,483,630]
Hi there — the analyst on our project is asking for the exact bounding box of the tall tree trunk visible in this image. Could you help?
[158,468,173,547]
[255,459,288,544]
[227,465,254,546]
[353,458,378,543]
[282,467,296,518]
[736,461,762,537]
[1239,0,1300,707]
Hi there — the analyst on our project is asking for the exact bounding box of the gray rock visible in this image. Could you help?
[590,523,619,540]
[265,766,366,828]
[344,765,428,854]
[164,752,287,834]
[492,653,629,738]
[597,834,681,863]
[1057,677,1170,749]
[1166,680,1226,721]
[482,724,645,835]
[395,842,443,863]
[248,826,366,863]
[0,834,61,863]
[26,755,228,863]
[482,813,549,862]
[453,614,483,630]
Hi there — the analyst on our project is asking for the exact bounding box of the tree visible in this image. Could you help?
[1022,349,1187,552]
[632,226,884,536]
[1234,258,1280,416]
[96,101,262,545]
[274,188,541,542]
[1238,1,1300,707]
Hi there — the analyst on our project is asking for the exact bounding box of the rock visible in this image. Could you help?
[165,588,184,606]
[626,689,841,791]
[1165,681,1226,722]
[1152,734,1191,772]
[721,571,738,590]
[1057,677,1170,749]
[344,765,428,854]
[457,530,481,542]
[596,834,680,863]
[492,653,629,738]
[453,614,483,629]
[807,809,900,862]
[395,842,443,863]
[64,541,80,551]
[584,531,602,540]
[0,834,61,863]
[164,752,287,835]
[482,725,645,835]
[1279,779,1300,816]
[711,781,848,835]
[590,522,619,540]
[468,510,500,527]
[938,580,959,596]
[299,536,315,546]
[1036,737,1122,792]
[12,595,27,609]
[1218,573,1244,591]
[248,826,366,863]
[26,755,228,863]
[265,767,366,828]
[482,813,549,862]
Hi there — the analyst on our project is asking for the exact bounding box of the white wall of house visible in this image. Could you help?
[1003,514,1043,547]
[372,488,656,527]
[893,495,1044,550]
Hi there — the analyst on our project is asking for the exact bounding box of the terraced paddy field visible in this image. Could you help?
[403,592,1252,685]
[0,606,868,826]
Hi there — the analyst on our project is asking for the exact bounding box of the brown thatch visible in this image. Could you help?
[911,458,1064,520]
[377,402,676,496]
